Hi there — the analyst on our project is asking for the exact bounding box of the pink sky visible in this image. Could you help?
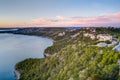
[0,12,120,27]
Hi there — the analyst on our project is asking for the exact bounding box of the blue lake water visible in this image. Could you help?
[0,33,53,80]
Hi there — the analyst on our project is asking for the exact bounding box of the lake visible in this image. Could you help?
[0,33,53,80]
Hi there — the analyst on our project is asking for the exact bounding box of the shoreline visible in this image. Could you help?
[11,33,54,80]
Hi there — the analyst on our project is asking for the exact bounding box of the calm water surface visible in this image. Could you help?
[0,33,53,80]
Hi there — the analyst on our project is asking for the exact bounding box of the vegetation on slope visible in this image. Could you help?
[16,27,120,80]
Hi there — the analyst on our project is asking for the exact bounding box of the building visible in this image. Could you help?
[58,32,65,36]
[97,34,112,41]
[84,33,96,40]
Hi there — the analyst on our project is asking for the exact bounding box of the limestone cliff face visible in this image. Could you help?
[14,70,21,80]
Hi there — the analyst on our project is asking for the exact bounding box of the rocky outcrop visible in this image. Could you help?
[14,70,21,80]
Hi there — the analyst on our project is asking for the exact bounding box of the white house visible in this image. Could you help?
[84,33,96,40]
[58,32,65,36]
[97,34,112,41]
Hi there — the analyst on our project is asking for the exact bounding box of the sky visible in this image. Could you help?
[0,0,120,27]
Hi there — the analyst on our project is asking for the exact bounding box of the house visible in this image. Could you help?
[84,33,96,40]
[97,34,112,41]
[58,32,65,36]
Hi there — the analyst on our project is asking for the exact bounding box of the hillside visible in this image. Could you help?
[15,27,120,80]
